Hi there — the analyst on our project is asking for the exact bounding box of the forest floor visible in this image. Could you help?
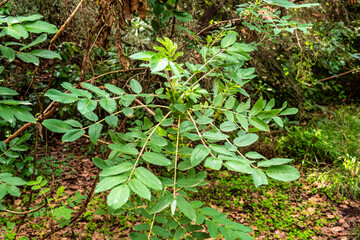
[1,138,360,240]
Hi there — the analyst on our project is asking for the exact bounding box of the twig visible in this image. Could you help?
[3,103,61,144]
[309,67,360,86]
[0,0,9,7]
[91,67,147,81]
[49,0,84,47]
[196,18,241,36]
[83,135,110,145]
[170,0,179,38]
[134,99,155,116]
[5,204,46,215]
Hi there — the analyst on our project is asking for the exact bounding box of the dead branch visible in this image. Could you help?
[49,0,85,47]
[0,0,8,7]
[5,204,46,215]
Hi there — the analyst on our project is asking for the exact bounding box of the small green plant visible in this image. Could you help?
[42,25,303,239]
[0,1,320,238]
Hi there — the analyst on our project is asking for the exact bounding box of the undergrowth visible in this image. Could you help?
[277,105,360,199]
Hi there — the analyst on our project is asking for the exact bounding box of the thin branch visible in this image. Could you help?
[170,0,179,38]
[173,117,181,198]
[3,102,61,144]
[49,0,84,47]
[126,111,172,184]
[196,18,241,36]
[0,0,9,7]
[309,67,360,86]
[91,67,147,81]
[83,135,111,145]
[5,204,46,215]
[134,99,155,116]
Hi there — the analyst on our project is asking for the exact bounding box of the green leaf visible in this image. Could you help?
[7,185,20,196]
[130,51,155,61]
[200,207,221,216]
[252,168,268,188]
[234,133,258,147]
[81,83,109,98]
[100,162,133,177]
[258,158,293,167]
[177,178,204,187]
[174,228,185,240]
[0,45,15,62]
[64,119,83,128]
[213,94,222,107]
[0,100,31,105]
[53,206,74,220]
[236,114,249,131]
[104,84,125,95]
[220,121,237,132]
[272,116,283,127]
[142,152,171,166]
[225,96,236,109]
[150,55,168,72]
[4,24,28,39]
[249,118,270,131]
[13,14,43,23]
[173,10,193,22]
[105,116,118,128]
[20,34,47,51]
[0,104,14,123]
[30,49,61,59]
[62,129,85,142]
[0,184,7,200]
[130,79,142,94]
[42,119,72,133]
[149,194,174,214]
[266,165,300,182]
[249,97,264,116]
[191,145,210,167]
[133,223,150,231]
[23,21,58,34]
[0,87,18,96]
[77,98,97,114]
[280,108,298,115]
[204,157,223,170]
[0,176,26,186]
[109,144,139,155]
[174,104,187,113]
[224,161,252,174]
[221,32,237,48]
[264,98,275,111]
[10,106,36,123]
[11,145,28,151]
[95,175,127,193]
[45,89,78,103]
[202,131,229,141]
[135,167,162,190]
[129,179,151,200]
[177,196,196,221]
[264,0,319,8]
[88,123,103,144]
[245,151,265,159]
[206,220,219,238]
[92,157,108,169]
[196,116,213,125]
[99,98,116,113]
[107,184,130,210]
[123,108,134,117]
[257,109,281,119]
[16,52,39,65]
